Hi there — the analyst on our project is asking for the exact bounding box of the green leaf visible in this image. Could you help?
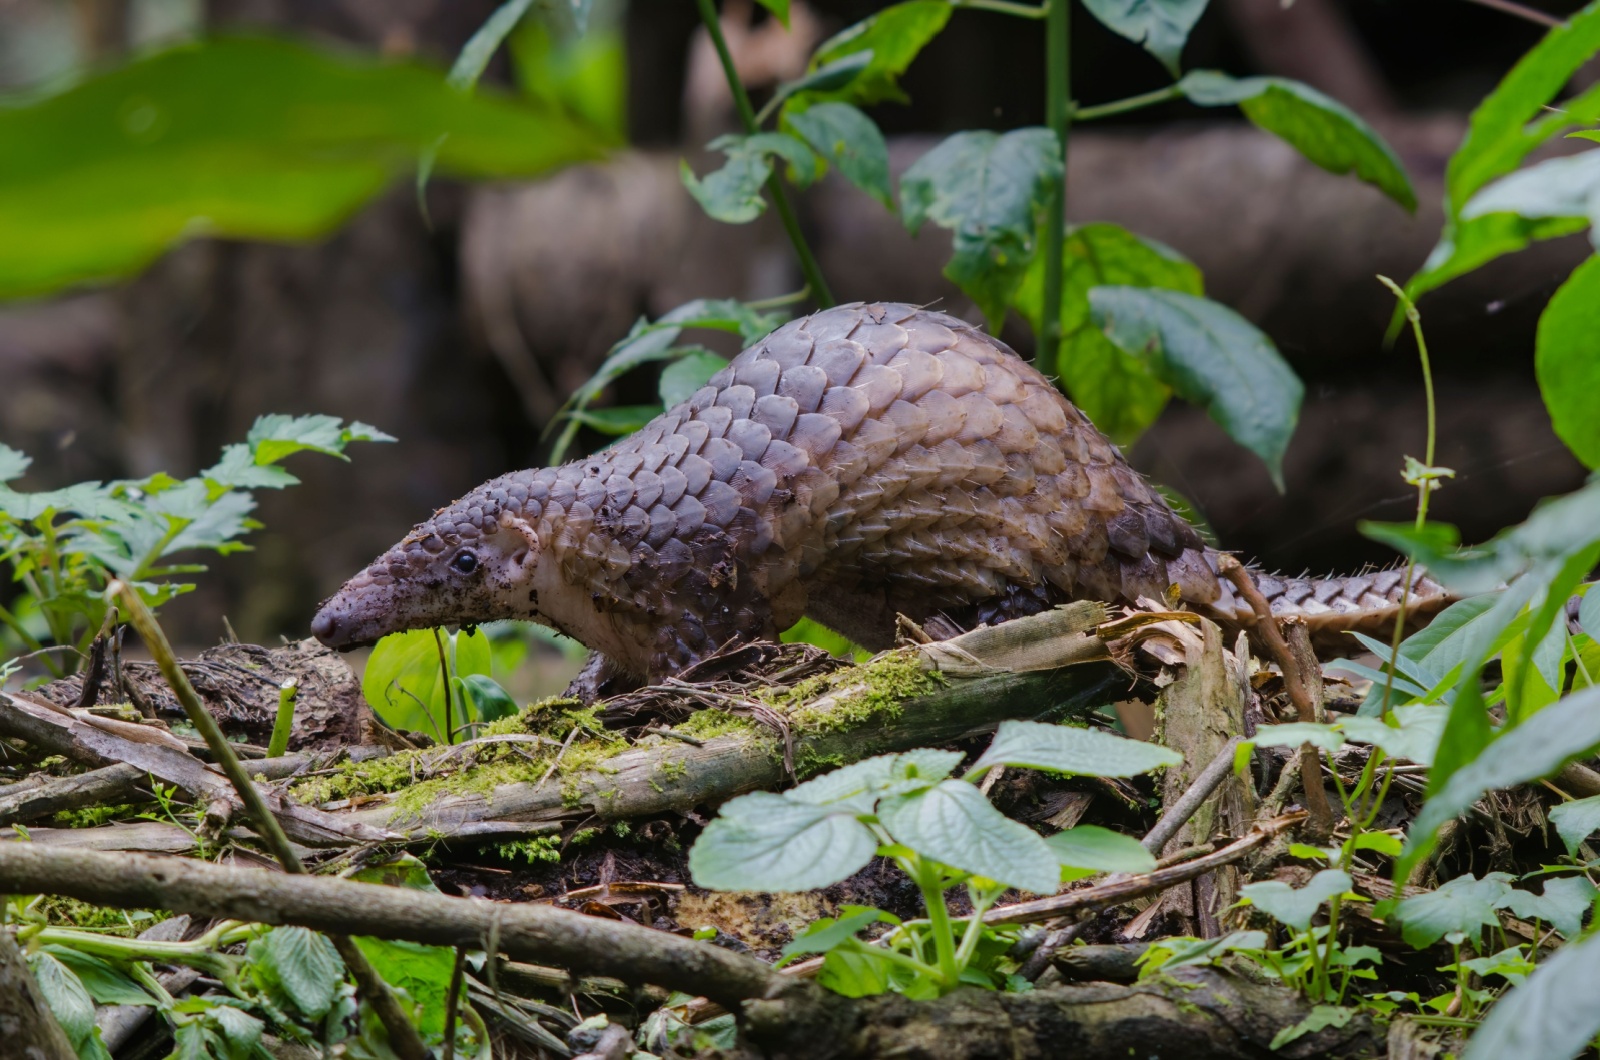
[510,4,628,142]
[0,443,31,483]
[352,936,458,1036]
[659,351,730,408]
[788,750,962,813]
[657,298,789,345]
[1137,931,1268,973]
[0,36,607,299]
[773,53,875,108]
[262,926,344,1019]
[41,946,157,1007]
[970,719,1182,777]
[1462,149,1600,234]
[1406,3,1600,300]
[362,628,492,742]
[1178,70,1415,210]
[755,0,790,27]
[456,673,519,723]
[1464,929,1600,1060]
[690,791,878,891]
[1549,794,1600,855]
[786,103,893,208]
[1012,224,1201,444]
[1079,0,1207,75]
[1270,1005,1354,1052]
[817,946,895,997]
[27,951,98,1047]
[878,780,1062,894]
[1403,687,1600,880]
[1496,875,1596,939]
[567,405,662,436]
[1237,868,1353,932]
[1338,706,1448,766]
[779,906,896,963]
[1537,254,1600,470]
[803,2,952,106]
[1089,286,1303,488]
[1044,825,1157,874]
[781,616,871,661]
[243,413,395,468]
[450,0,539,91]
[681,132,821,223]
[1395,872,1514,948]
[346,852,442,892]
[1248,722,1345,753]
[900,128,1063,329]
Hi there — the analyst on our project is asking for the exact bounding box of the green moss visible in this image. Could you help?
[52,803,140,828]
[660,758,688,782]
[570,827,600,845]
[675,708,757,740]
[32,897,168,934]
[495,835,563,864]
[773,649,945,735]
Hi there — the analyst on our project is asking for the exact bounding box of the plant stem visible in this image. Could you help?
[694,0,835,308]
[434,628,456,745]
[266,679,297,760]
[952,0,1049,17]
[1037,0,1071,364]
[1074,83,1185,121]
[953,884,1004,969]
[912,858,961,985]
[1459,0,1563,26]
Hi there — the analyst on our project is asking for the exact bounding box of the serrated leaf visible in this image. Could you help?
[788,750,962,813]
[1549,794,1600,855]
[1238,868,1352,932]
[1395,872,1514,948]
[878,780,1062,893]
[1464,928,1600,1060]
[1080,0,1207,75]
[0,443,31,483]
[1044,825,1157,874]
[263,926,343,1019]
[971,719,1181,777]
[209,1005,265,1054]
[690,791,878,891]
[803,1,952,107]
[1179,70,1414,210]
[1496,875,1595,939]
[682,132,820,223]
[659,350,730,407]
[1089,286,1302,489]
[0,37,607,300]
[1406,4,1600,301]
[786,102,893,208]
[900,128,1062,329]
[1012,224,1201,444]
[1536,254,1600,470]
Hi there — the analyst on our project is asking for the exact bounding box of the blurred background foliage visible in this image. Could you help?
[0,0,1594,692]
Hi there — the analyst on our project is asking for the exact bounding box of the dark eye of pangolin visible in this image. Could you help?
[450,549,479,575]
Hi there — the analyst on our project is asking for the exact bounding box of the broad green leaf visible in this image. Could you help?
[1237,868,1353,932]
[1496,875,1596,938]
[362,628,492,741]
[511,2,628,142]
[1395,872,1513,947]
[1044,825,1157,874]
[1137,930,1269,972]
[0,36,608,300]
[210,1006,265,1055]
[456,673,519,723]
[1462,149,1600,236]
[755,0,790,27]
[347,852,442,892]
[1270,1005,1354,1052]
[1582,585,1600,640]
[568,405,661,435]
[900,128,1063,329]
[1536,254,1600,470]
[1464,929,1600,1060]
[1080,0,1207,75]
[41,946,157,1007]
[1179,70,1415,210]
[817,947,894,997]
[1089,286,1303,488]
[1012,224,1201,443]
[877,780,1062,894]
[531,0,595,38]
[244,414,395,467]
[450,0,539,91]
[690,791,878,891]
[970,719,1181,777]
[1353,594,1504,715]
[1338,706,1447,766]
[1407,2,1600,300]
[351,936,458,1036]
[261,927,343,1019]
[1402,686,1600,880]
[27,952,99,1047]
[779,906,896,963]
[1549,794,1600,855]
[682,132,821,223]
[0,444,31,483]
[786,102,893,208]
[659,351,730,407]
[788,750,961,813]
[803,2,952,106]
[772,53,875,109]
[657,297,789,345]
[1248,722,1345,753]
[781,616,871,661]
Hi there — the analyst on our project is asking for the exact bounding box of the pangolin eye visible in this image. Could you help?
[450,550,479,575]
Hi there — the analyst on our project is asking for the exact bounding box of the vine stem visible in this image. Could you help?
[1037,0,1071,363]
[694,0,835,308]
[1075,83,1185,121]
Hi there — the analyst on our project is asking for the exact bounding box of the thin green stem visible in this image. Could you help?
[694,0,835,307]
[1074,83,1185,121]
[911,858,961,985]
[952,0,1050,17]
[953,884,1004,968]
[1037,0,1071,363]
[266,679,298,760]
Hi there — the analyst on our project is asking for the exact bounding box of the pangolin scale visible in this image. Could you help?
[311,302,1451,677]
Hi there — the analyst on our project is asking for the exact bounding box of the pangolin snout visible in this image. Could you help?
[309,608,347,649]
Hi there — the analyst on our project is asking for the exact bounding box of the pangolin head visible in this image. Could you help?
[310,474,545,650]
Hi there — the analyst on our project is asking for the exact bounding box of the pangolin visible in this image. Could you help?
[310,302,1452,677]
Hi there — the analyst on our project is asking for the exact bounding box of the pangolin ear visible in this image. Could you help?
[498,511,540,559]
